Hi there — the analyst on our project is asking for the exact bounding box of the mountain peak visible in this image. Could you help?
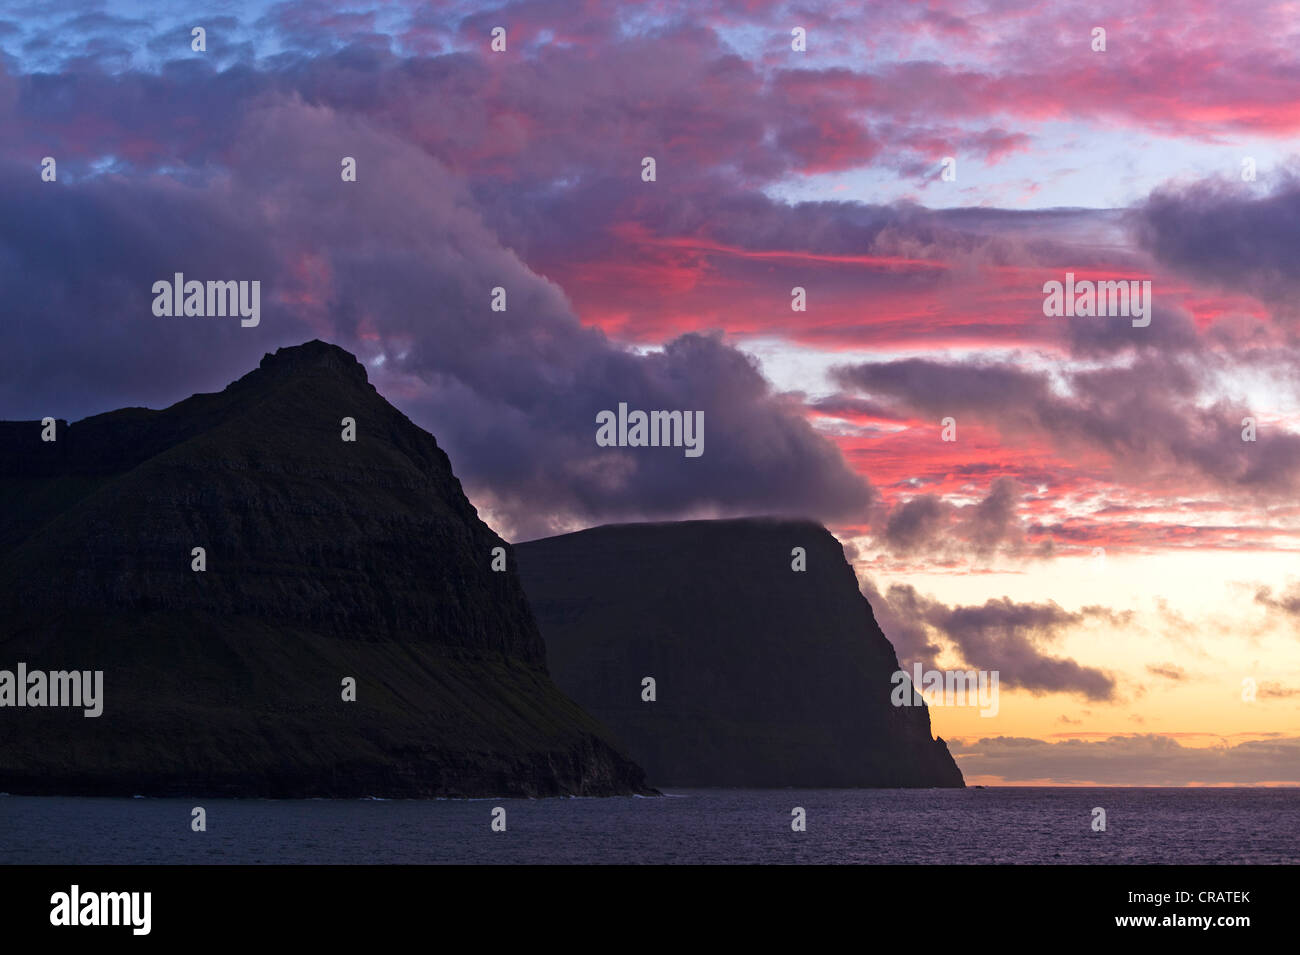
[254,339,371,386]
[0,342,651,797]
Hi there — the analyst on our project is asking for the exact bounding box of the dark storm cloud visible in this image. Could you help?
[862,579,1120,699]
[0,30,1150,541]
[934,597,1121,701]
[4,23,1296,541]
[1132,171,1300,315]
[1061,302,1201,357]
[882,494,948,554]
[832,355,1300,495]
[0,95,874,539]
[961,476,1026,554]
[874,477,1028,558]
[834,359,1048,424]
[861,577,945,669]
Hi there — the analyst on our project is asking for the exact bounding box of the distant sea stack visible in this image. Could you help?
[516,519,965,789]
[0,340,649,798]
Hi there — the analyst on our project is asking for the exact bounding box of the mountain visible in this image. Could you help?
[0,340,649,797]
[515,519,965,788]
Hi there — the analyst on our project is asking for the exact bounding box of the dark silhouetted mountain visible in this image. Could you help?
[516,519,965,788]
[0,340,649,797]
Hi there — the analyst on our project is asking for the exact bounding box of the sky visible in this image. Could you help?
[1,0,1298,785]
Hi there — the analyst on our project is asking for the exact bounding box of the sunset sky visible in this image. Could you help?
[2,0,1298,785]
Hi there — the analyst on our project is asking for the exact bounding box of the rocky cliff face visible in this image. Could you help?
[516,519,965,788]
[0,340,649,797]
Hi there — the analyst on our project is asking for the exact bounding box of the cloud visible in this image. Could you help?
[1255,582,1300,623]
[882,494,948,554]
[832,354,1300,498]
[862,577,945,669]
[949,734,1300,785]
[863,579,1119,700]
[1145,663,1185,681]
[0,94,876,540]
[5,7,1300,562]
[874,476,1029,558]
[961,476,1027,554]
[1132,172,1300,316]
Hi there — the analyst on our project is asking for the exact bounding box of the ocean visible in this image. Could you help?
[3,787,1296,864]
